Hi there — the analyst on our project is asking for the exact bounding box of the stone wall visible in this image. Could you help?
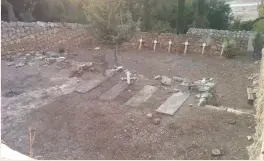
[125,28,252,55]
[1,21,92,56]
[249,49,264,160]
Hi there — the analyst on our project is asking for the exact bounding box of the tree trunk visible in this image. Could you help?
[195,0,205,28]
[143,0,151,31]
[177,0,185,35]
[2,0,17,21]
[114,45,119,66]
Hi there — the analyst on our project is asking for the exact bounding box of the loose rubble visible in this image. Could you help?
[146,113,153,119]
[211,149,222,156]
[161,76,173,86]
[153,118,161,125]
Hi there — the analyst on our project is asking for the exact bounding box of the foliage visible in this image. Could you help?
[206,0,233,30]
[258,2,264,17]
[222,37,238,58]
[253,19,264,32]
[83,0,140,47]
[2,0,234,32]
[252,33,264,59]
[152,20,173,33]
[177,0,185,34]
[229,19,254,31]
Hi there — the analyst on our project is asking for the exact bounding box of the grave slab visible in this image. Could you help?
[125,85,158,107]
[100,81,128,100]
[75,79,103,94]
[156,92,190,115]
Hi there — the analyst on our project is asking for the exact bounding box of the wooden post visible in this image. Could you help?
[126,70,131,84]
[153,39,157,52]
[184,41,189,55]
[139,37,143,50]
[201,42,206,55]
[168,39,172,52]
[220,44,225,57]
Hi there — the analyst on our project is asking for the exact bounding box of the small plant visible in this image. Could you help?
[222,37,238,58]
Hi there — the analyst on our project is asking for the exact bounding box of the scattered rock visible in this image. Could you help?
[161,76,172,86]
[174,88,180,93]
[253,80,259,86]
[227,119,236,124]
[15,63,25,68]
[73,53,78,56]
[46,51,60,58]
[173,76,186,82]
[45,58,56,64]
[153,118,161,125]
[180,81,189,86]
[16,53,24,57]
[247,135,253,141]
[105,69,116,77]
[211,149,222,156]
[254,61,259,64]
[198,98,207,107]
[153,75,161,80]
[189,104,193,107]
[146,113,153,119]
[7,62,15,66]
[201,92,212,99]
[56,57,66,62]
[69,67,83,78]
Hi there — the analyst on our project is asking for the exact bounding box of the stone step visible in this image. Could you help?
[156,92,190,115]
[100,81,128,101]
[125,85,158,107]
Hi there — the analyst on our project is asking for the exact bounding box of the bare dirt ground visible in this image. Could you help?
[1,48,259,159]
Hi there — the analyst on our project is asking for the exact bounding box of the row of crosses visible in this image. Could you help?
[138,37,226,57]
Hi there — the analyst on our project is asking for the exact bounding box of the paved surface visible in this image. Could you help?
[1,48,259,160]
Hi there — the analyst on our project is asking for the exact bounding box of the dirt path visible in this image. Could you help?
[1,49,259,159]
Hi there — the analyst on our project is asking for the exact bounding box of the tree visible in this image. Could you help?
[206,0,233,30]
[177,0,185,34]
[258,0,264,17]
[195,0,205,28]
[1,0,17,21]
[84,0,140,65]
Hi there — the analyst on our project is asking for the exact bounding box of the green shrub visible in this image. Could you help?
[222,37,238,58]
[253,33,264,59]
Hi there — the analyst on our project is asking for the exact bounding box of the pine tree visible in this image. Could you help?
[84,0,140,65]
[195,0,205,28]
[177,0,185,34]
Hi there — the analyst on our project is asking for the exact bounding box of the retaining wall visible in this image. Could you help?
[249,49,264,160]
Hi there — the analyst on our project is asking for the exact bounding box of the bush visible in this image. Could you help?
[151,20,174,33]
[222,37,238,58]
[253,33,264,59]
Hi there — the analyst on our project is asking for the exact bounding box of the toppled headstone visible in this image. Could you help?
[211,149,222,156]
[161,76,172,86]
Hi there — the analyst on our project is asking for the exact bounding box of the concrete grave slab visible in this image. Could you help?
[100,81,128,100]
[156,92,190,115]
[75,79,103,94]
[125,85,158,107]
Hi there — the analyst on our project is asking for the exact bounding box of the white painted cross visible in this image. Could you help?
[184,41,189,55]
[126,70,131,84]
[139,37,143,50]
[220,44,225,57]
[201,42,206,55]
[153,39,158,52]
[168,39,172,52]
